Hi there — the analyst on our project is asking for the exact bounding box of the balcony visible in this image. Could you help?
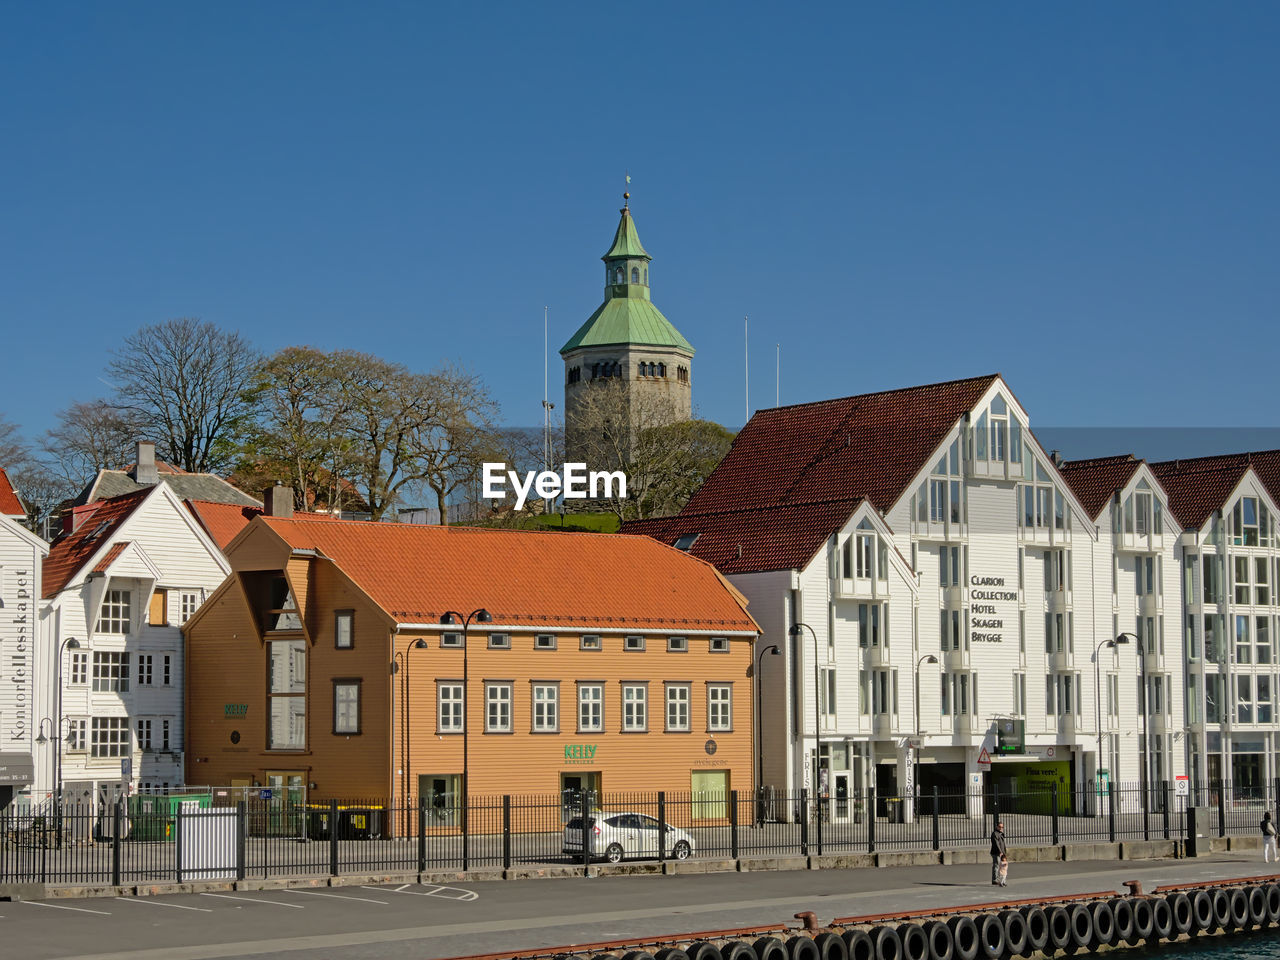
[1148,713,1171,735]
[1049,650,1074,672]
[1137,594,1161,618]
[952,713,979,736]
[1116,531,1166,555]
[1058,714,1079,738]
[834,576,886,601]
[1143,648,1165,672]
[942,585,966,609]
[872,714,894,739]
[911,518,968,543]
[1045,589,1072,614]
[862,644,892,668]
[943,647,970,671]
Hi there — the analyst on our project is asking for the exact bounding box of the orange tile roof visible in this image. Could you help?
[92,541,130,575]
[186,499,339,551]
[255,517,759,633]
[0,468,26,517]
[1149,450,1280,531]
[42,490,150,598]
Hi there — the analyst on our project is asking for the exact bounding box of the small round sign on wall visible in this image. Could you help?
[704,739,717,756]
[230,730,241,745]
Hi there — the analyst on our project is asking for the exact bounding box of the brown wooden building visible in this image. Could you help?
[183,507,759,819]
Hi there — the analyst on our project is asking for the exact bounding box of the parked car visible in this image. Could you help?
[563,811,694,863]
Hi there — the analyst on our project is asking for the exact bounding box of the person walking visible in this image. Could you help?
[1262,812,1278,863]
[990,819,1007,886]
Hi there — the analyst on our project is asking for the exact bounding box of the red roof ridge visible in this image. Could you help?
[752,372,1001,416]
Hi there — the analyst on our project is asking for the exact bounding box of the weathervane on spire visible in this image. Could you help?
[623,171,631,207]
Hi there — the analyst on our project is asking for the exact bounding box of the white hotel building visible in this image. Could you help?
[628,374,1192,815]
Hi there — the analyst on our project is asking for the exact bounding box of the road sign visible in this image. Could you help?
[1175,775,1190,797]
[121,757,132,779]
[977,747,991,766]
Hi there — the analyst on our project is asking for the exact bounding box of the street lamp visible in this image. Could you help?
[395,638,428,833]
[788,623,821,807]
[439,608,492,871]
[1093,634,1129,813]
[753,643,780,823]
[37,637,80,845]
[1116,632,1146,811]
[914,654,939,808]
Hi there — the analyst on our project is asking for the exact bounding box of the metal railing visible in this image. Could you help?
[4,779,1277,885]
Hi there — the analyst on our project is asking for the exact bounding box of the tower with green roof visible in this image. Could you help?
[561,194,694,462]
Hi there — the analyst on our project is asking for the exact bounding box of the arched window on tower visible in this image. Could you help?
[644,268,648,284]
[631,267,639,283]
[614,267,623,284]
[638,362,646,378]
[658,362,666,378]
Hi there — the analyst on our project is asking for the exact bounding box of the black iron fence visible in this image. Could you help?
[4,779,1278,885]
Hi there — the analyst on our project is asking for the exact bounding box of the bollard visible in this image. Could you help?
[236,800,247,881]
[329,799,339,876]
[932,786,940,851]
[1108,781,1116,843]
[1052,783,1059,845]
[730,789,739,860]
[799,788,809,857]
[1217,779,1226,837]
[502,795,512,870]
[658,792,667,864]
[417,796,427,873]
[1162,782,1171,841]
[868,787,876,854]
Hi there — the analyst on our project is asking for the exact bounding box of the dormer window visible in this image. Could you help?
[673,533,699,551]
[97,589,131,634]
[1232,496,1267,547]
[267,576,302,632]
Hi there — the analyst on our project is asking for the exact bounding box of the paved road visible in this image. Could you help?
[5,854,1280,960]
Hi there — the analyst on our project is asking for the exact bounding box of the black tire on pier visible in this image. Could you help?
[814,932,849,960]
[999,910,1028,956]
[840,930,875,960]
[622,952,656,960]
[1266,884,1280,924]
[946,916,979,960]
[1068,903,1094,951]
[1247,886,1268,926]
[1191,890,1214,932]
[975,914,1005,960]
[752,937,788,960]
[1211,888,1232,930]
[656,950,692,960]
[1020,906,1049,955]
[1109,897,1134,943]
[1045,906,1072,951]
[786,936,821,960]
[720,941,758,960]
[688,941,724,960]
[922,920,954,960]
[1089,900,1115,946]
[895,924,927,960]
[1166,893,1193,935]
[1229,888,1250,929]
[1150,896,1174,940]
[868,925,902,960]
[1131,897,1155,941]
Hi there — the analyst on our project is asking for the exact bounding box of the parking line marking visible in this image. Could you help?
[200,893,305,909]
[116,897,212,912]
[365,883,478,901]
[284,889,388,904]
[24,901,112,915]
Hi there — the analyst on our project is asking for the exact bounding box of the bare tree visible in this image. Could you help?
[418,364,499,525]
[109,318,261,473]
[0,413,30,470]
[8,464,75,539]
[40,400,146,489]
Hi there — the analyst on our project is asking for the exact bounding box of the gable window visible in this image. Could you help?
[485,683,513,732]
[267,638,306,749]
[580,634,602,651]
[93,652,130,692]
[97,590,131,634]
[438,682,464,732]
[1232,497,1262,547]
[332,610,354,649]
[989,396,1008,462]
[578,683,603,732]
[333,680,361,734]
[267,577,302,631]
[666,684,691,732]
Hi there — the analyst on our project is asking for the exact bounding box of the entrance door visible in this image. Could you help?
[834,773,850,820]
[691,770,728,820]
[560,772,601,822]
[420,774,460,826]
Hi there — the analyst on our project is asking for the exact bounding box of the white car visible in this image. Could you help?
[563,811,694,863]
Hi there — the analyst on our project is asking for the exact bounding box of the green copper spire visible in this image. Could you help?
[602,195,650,260]
[560,195,694,355]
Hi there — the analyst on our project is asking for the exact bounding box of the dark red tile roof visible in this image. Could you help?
[1150,449,1280,531]
[92,541,131,574]
[0,468,25,517]
[624,374,1000,574]
[185,500,339,551]
[1058,455,1142,520]
[42,490,151,598]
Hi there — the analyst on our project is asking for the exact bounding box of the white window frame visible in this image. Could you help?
[531,683,559,732]
[709,683,733,731]
[438,682,464,733]
[666,684,691,732]
[97,589,131,634]
[622,684,647,731]
[578,683,604,732]
[485,683,513,732]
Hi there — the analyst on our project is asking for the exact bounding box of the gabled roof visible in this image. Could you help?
[246,517,758,633]
[0,468,26,518]
[1150,449,1280,531]
[185,499,339,551]
[622,374,1000,574]
[42,489,151,598]
[76,468,259,509]
[1058,455,1143,521]
[92,542,131,575]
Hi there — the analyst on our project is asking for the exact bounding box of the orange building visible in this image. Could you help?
[183,509,759,817]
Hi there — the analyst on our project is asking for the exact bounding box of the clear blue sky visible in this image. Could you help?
[3,2,1278,453]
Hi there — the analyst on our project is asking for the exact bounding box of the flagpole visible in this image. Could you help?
[744,315,749,424]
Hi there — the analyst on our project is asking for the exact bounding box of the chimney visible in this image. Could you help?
[1050,449,1062,467]
[134,441,158,486]
[263,484,294,519]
